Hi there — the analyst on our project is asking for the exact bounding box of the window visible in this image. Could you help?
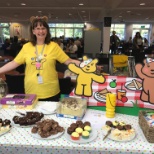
[65,29,73,38]
[0,23,10,46]
[110,24,125,40]
[50,28,56,38]
[56,28,64,38]
[48,23,84,39]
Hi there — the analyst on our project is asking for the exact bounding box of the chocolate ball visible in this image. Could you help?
[31,126,38,133]
[84,121,91,126]
[106,121,113,127]
[124,124,132,130]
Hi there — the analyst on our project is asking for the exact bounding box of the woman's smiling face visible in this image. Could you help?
[32,23,47,40]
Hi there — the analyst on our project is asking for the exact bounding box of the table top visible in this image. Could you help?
[0,102,154,154]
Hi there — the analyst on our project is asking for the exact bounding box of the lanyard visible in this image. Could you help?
[35,44,45,76]
[35,44,45,62]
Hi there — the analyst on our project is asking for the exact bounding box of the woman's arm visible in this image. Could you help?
[64,58,80,66]
[0,60,21,74]
[64,58,103,71]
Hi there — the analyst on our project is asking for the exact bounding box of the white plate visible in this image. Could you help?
[0,127,11,137]
[64,129,97,144]
[31,131,64,140]
[125,81,142,91]
[102,128,136,142]
[94,92,106,103]
[37,102,59,115]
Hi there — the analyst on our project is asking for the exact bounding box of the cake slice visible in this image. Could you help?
[98,88,110,99]
[132,79,142,90]
[127,81,135,88]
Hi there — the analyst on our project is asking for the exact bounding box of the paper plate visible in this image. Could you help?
[31,131,64,140]
[37,101,59,115]
[102,127,136,142]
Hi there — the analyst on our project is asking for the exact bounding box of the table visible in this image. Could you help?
[0,102,154,154]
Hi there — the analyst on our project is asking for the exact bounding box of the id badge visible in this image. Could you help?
[37,75,43,84]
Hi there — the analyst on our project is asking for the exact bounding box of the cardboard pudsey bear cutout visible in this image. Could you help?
[135,58,154,104]
[68,56,105,97]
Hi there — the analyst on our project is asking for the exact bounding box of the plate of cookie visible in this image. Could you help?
[64,120,97,144]
[102,120,136,142]
[12,111,44,128]
[31,119,65,140]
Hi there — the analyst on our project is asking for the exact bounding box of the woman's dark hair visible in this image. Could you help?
[29,18,51,46]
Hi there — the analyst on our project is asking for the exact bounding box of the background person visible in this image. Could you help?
[110,31,120,54]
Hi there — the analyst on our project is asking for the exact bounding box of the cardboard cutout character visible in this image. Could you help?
[135,58,154,104]
[68,56,105,97]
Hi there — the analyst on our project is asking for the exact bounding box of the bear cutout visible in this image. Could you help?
[135,58,154,104]
[68,56,105,97]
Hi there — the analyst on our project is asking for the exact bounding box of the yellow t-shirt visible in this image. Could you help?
[14,42,69,99]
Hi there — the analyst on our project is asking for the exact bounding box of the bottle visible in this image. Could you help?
[105,93,116,118]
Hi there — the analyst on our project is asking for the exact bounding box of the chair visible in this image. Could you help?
[59,77,72,95]
[96,54,112,74]
[5,74,25,94]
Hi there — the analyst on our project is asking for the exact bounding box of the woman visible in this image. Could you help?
[0,16,80,101]
[133,32,143,52]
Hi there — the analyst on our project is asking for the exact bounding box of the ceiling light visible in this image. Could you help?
[79,3,84,6]
[119,16,122,18]
[127,11,131,13]
[21,3,26,6]
[140,3,145,5]
[38,11,42,13]
[69,13,72,16]
[81,11,85,13]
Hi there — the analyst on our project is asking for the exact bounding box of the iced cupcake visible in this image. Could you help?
[82,131,90,139]
[71,132,80,140]
[75,127,83,136]
[84,125,92,133]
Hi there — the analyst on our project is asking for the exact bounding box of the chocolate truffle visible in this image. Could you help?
[67,127,75,135]
[124,124,131,130]
[106,121,113,127]
[84,121,91,126]
[31,126,38,133]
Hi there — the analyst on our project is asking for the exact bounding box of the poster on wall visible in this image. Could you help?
[13,25,22,37]
[68,55,154,110]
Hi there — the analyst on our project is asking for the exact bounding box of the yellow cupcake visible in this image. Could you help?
[71,132,80,140]
[75,127,83,135]
[84,126,92,133]
[82,131,90,139]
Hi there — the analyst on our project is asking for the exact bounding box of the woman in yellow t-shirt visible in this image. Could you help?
[0,16,80,101]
